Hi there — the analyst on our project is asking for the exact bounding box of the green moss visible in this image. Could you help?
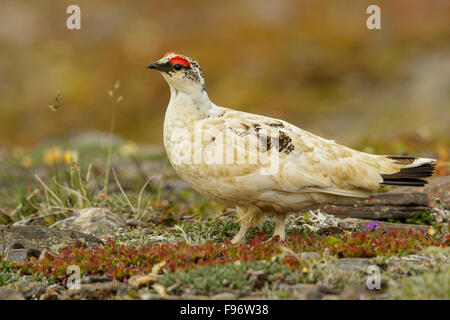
[157,261,291,296]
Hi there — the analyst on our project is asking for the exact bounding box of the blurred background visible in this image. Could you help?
[0,0,448,148]
[0,0,449,224]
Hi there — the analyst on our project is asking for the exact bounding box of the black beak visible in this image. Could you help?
[147,62,159,70]
[147,61,173,73]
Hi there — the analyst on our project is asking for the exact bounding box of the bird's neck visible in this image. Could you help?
[166,85,217,123]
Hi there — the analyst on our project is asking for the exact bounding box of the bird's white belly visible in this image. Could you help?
[169,161,250,203]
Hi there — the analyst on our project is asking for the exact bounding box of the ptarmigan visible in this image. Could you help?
[147,52,436,244]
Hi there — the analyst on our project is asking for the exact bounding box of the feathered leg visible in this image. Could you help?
[268,213,287,241]
[231,206,264,244]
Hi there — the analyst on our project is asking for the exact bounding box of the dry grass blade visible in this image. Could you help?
[112,168,135,214]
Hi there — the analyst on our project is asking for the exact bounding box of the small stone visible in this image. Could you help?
[50,208,127,238]
[5,248,28,263]
[0,288,25,300]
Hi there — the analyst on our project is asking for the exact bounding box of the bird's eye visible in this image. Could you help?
[173,64,183,71]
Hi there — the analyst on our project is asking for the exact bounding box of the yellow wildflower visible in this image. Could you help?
[63,150,79,164]
[301,267,308,273]
[43,147,63,165]
[427,226,435,236]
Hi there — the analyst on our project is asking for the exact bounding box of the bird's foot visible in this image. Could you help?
[231,233,247,245]
[266,233,286,242]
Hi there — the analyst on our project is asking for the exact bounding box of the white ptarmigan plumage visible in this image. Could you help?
[147,52,436,244]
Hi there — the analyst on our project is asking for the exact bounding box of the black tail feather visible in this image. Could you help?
[381,162,435,187]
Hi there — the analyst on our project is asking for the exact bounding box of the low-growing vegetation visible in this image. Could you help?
[13,230,448,283]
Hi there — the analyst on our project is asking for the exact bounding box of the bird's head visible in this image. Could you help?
[147,52,205,94]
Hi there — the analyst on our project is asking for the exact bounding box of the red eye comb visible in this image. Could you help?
[164,52,174,57]
[170,56,190,67]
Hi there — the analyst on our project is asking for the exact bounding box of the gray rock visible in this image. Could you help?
[4,247,40,263]
[40,286,64,300]
[5,249,28,263]
[5,280,47,300]
[0,225,103,254]
[50,208,127,238]
[278,283,317,292]
[306,288,326,300]
[0,288,25,300]
[335,258,372,273]
[12,213,66,227]
[278,283,318,300]
[62,281,128,300]
[299,252,320,259]
[318,285,341,295]
[303,285,341,300]
[81,275,114,284]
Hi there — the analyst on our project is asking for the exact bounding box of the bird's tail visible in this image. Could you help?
[380,156,436,187]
